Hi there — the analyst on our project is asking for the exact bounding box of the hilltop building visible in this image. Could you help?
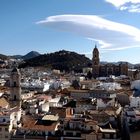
[92,46,128,78]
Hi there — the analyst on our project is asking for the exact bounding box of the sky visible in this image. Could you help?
[0,0,140,63]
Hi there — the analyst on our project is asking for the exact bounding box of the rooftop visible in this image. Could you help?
[0,97,9,108]
[100,128,116,133]
[42,115,59,121]
[22,115,59,131]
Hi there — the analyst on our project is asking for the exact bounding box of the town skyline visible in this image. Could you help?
[1,0,140,63]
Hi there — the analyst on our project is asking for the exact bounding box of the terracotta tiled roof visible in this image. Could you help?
[0,86,9,92]
[49,107,66,118]
[22,115,59,131]
[85,120,98,125]
[0,97,9,108]
[37,95,52,101]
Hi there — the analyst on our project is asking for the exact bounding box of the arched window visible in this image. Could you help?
[14,95,17,101]
[13,82,16,87]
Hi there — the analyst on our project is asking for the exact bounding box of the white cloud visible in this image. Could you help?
[102,45,140,51]
[128,4,140,12]
[105,0,140,13]
[37,14,140,52]
[105,0,129,7]
[87,38,112,49]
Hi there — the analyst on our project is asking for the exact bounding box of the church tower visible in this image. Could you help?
[10,68,21,101]
[92,45,100,78]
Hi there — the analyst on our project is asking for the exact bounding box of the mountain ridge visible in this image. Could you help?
[0,54,9,60]
[19,50,92,72]
[0,50,140,70]
[10,51,41,60]
[22,51,40,60]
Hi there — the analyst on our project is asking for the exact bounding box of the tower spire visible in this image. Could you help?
[95,44,97,48]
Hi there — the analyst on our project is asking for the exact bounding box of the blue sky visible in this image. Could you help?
[1,0,140,63]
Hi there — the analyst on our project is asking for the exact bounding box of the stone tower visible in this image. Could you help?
[10,68,21,101]
[92,45,100,78]
[120,62,128,76]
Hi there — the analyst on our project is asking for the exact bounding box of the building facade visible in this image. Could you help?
[92,46,128,78]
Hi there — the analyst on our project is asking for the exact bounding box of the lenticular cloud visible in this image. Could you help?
[37,14,140,51]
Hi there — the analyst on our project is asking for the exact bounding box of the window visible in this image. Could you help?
[13,81,16,87]
[3,118,6,122]
[94,62,97,65]
[76,132,81,137]
[105,133,110,139]
[5,135,9,138]
[66,132,73,136]
[90,126,93,129]
[81,124,84,127]
[0,128,2,131]
[14,95,17,101]
[5,128,8,131]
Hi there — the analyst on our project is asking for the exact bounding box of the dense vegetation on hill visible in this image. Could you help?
[19,50,92,72]
[0,54,8,60]
[1,50,140,71]
[11,55,23,59]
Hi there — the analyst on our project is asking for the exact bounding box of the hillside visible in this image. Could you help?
[11,55,23,59]
[22,51,40,60]
[19,50,92,72]
[11,51,40,60]
[0,54,8,60]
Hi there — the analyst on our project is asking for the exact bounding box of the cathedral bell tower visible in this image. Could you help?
[10,68,21,101]
[92,45,100,78]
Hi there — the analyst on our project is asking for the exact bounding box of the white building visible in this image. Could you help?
[130,96,140,108]
[97,98,115,109]
[80,80,100,90]
[99,82,122,91]
[49,96,61,107]
[0,107,21,140]
[21,80,51,92]
[131,80,140,90]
